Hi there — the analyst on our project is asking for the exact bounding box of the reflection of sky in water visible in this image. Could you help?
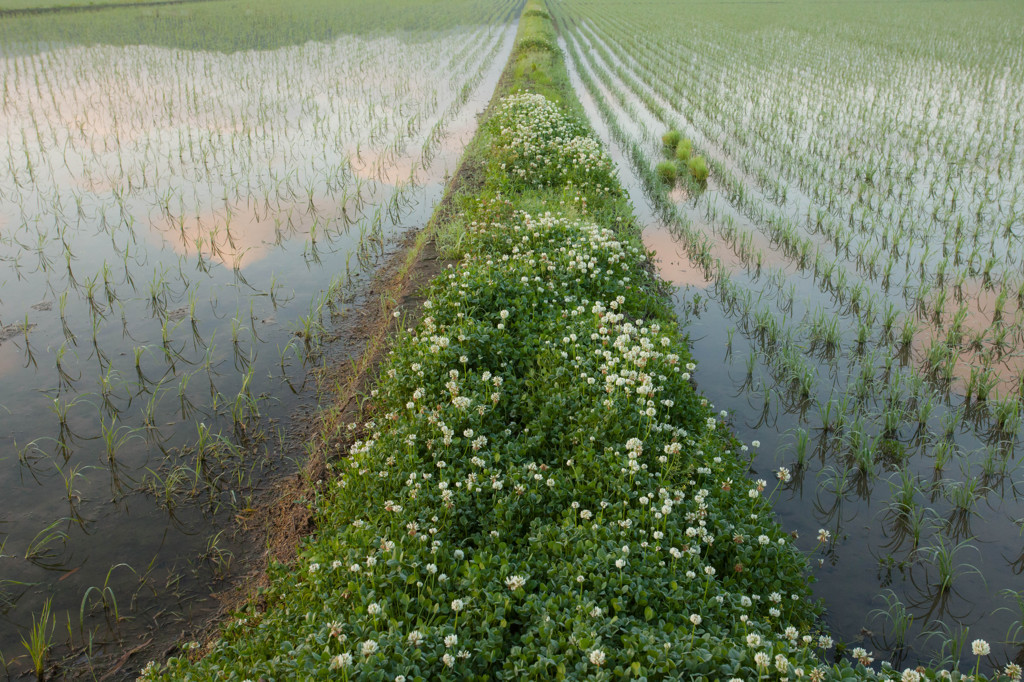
[642,227,711,288]
[0,34,496,274]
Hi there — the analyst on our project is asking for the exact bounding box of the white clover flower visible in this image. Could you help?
[971,639,990,656]
[505,574,527,590]
[443,653,455,667]
[445,634,458,648]
[589,649,606,666]
[367,602,382,615]
[407,630,425,647]
[754,652,770,667]
[689,613,702,626]
[451,598,464,612]
[330,652,353,669]
[361,640,378,657]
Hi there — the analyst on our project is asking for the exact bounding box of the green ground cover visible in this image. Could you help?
[136,2,1020,680]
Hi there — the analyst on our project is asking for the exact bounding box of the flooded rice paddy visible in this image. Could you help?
[555,0,1024,672]
[0,0,519,676]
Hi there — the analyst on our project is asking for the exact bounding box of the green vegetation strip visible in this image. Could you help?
[140,3,1015,681]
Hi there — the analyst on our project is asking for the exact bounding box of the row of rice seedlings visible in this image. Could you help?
[567,8,1024,368]
[1,21,513,460]
[566,10,1024,416]
[667,99,1019,679]
[566,29,1020,511]
[601,8,1021,329]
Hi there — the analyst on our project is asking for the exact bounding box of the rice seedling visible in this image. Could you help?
[920,535,984,596]
[199,531,234,580]
[20,598,53,681]
[921,621,973,671]
[660,128,681,148]
[991,397,1021,437]
[654,160,677,184]
[80,563,135,631]
[24,519,69,566]
[675,137,692,162]
[687,155,709,183]
[868,590,915,666]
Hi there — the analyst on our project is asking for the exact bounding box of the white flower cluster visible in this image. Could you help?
[493,93,616,190]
